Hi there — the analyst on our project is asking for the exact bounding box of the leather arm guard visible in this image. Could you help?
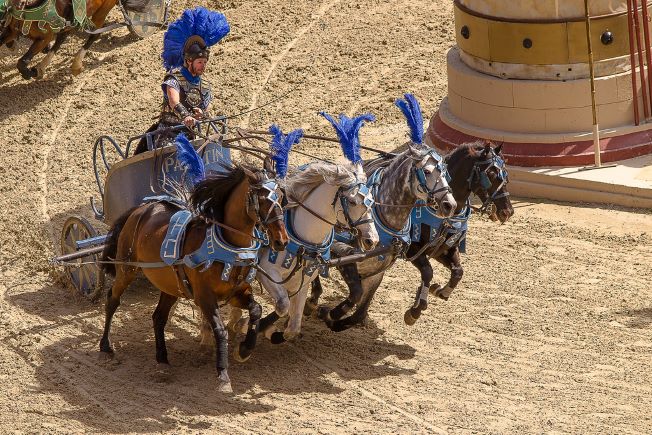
[173,103,191,119]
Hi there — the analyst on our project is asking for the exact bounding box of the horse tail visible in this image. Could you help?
[121,0,151,13]
[101,207,138,276]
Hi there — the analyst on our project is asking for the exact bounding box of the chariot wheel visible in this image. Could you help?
[124,0,168,39]
[60,216,105,301]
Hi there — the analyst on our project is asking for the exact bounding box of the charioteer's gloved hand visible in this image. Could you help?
[193,108,204,119]
[183,116,197,128]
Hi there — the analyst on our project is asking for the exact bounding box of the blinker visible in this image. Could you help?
[479,172,492,190]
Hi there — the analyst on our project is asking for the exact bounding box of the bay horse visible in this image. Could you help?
[309,141,513,332]
[0,0,149,80]
[100,163,288,393]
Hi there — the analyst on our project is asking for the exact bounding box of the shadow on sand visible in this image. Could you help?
[4,270,417,432]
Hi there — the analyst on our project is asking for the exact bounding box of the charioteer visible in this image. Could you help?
[135,7,230,154]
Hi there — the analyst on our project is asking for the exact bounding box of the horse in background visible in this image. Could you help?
[0,0,150,80]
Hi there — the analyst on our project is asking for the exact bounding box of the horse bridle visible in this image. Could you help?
[411,149,452,207]
[246,172,285,226]
[335,181,375,237]
[468,151,510,215]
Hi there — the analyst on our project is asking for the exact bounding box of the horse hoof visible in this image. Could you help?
[283,330,300,342]
[270,331,286,344]
[216,371,233,393]
[234,344,252,363]
[429,284,442,295]
[71,65,83,76]
[235,317,249,334]
[404,310,418,326]
[217,380,233,394]
[154,363,172,382]
[303,300,316,316]
[316,306,331,321]
[98,351,114,362]
[35,66,46,80]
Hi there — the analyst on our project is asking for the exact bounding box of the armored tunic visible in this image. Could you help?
[159,68,212,125]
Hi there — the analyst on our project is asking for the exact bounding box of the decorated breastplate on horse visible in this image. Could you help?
[159,209,261,283]
[267,209,333,278]
[162,70,212,120]
[7,0,91,34]
[411,200,471,253]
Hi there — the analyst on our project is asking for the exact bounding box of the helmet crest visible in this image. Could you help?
[162,7,230,70]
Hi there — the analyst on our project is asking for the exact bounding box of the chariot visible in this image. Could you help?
[53,117,232,300]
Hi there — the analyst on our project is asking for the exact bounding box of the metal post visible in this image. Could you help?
[627,0,640,125]
[641,0,652,113]
[584,0,602,167]
[632,0,650,118]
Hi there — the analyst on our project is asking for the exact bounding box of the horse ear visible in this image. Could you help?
[407,142,421,157]
[263,156,274,174]
[241,166,257,181]
[494,143,503,155]
[481,142,491,157]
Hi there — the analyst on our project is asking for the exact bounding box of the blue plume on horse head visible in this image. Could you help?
[395,93,424,145]
[269,124,303,179]
[174,133,205,185]
[319,111,376,164]
[162,7,230,70]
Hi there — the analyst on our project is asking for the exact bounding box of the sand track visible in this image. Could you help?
[1,0,651,433]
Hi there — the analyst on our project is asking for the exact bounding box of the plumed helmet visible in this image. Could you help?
[162,7,230,70]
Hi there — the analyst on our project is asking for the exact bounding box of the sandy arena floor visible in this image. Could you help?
[1,1,651,433]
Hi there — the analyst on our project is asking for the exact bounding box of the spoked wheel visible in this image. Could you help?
[124,0,169,39]
[60,216,105,301]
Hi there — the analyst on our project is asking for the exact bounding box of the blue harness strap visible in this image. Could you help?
[268,210,333,278]
[184,224,261,282]
[411,200,471,253]
[161,210,193,265]
[159,208,261,282]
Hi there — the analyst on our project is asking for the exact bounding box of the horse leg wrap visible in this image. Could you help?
[259,311,280,334]
[214,326,229,371]
[412,284,429,311]
[242,302,261,353]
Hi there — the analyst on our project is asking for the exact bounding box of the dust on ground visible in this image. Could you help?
[1,0,651,433]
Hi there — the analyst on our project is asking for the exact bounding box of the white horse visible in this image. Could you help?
[251,160,379,343]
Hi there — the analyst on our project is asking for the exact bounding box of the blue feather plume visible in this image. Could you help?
[395,93,424,145]
[269,124,302,178]
[174,133,205,185]
[319,112,376,164]
[162,7,230,70]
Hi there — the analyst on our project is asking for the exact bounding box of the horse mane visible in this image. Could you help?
[189,165,247,222]
[362,140,432,175]
[445,140,486,166]
[285,161,361,203]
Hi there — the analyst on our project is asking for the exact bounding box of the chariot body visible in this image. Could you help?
[55,118,232,300]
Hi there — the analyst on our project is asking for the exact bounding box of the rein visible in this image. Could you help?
[287,196,338,227]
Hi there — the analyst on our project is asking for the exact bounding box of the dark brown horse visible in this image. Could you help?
[309,141,514,332]
[100,163,288,393]
[0,0,149,79]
